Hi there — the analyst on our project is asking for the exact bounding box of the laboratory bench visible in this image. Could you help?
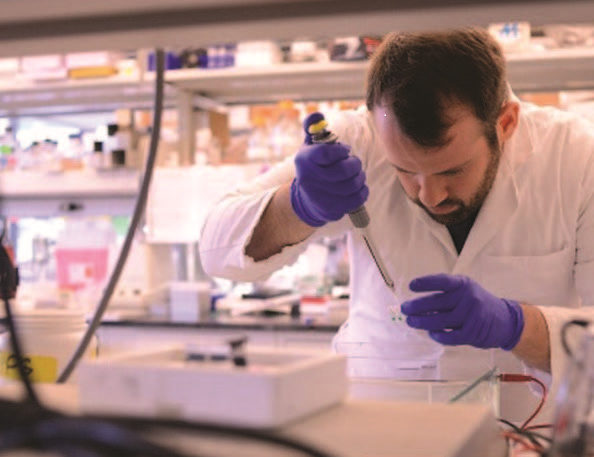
[95,315,547,429]
[95,312,343,356]
[100,312,343,332]
[0,310,549,427]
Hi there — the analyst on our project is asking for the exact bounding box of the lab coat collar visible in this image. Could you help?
[504,93,536,171]
[455,151,519,270]
[408,96,533,265]
[408,153,520,266]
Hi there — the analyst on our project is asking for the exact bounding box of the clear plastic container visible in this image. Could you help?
[246,116,272,163]
[334,340,499,413]
[0,308,97,383]
[55,219,115,291]
[348,368,500,415]
[334,340,444,379]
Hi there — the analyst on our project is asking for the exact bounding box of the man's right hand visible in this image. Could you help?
[290,142,369,227]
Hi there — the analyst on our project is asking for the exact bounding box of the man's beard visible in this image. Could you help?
[411,144,501,226]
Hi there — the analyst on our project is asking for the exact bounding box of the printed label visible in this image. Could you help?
[0,351,58,383]
[69,262,96,284]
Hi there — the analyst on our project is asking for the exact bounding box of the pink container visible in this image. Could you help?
[55,248,109,291]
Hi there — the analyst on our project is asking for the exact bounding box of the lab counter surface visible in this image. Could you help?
[0,313,541,429]
[99,312,344,332]
[0,384,507,457]
[95,313,342,356]
[93,315,503,411]
[0,312,342,354]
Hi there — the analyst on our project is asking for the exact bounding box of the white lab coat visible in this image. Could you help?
[200,102,594,423]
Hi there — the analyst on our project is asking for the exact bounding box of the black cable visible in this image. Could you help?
[29,418,197,457]
[0,404,339,457]
[0,238,39,406]
[94,415,339,457]
[498,418,544,450]
[1,296,39,407]
[529,431,553,444]
[57,47,166,383]
[560,319,590,359]
[0,407,208,457]
[48,444,102,457]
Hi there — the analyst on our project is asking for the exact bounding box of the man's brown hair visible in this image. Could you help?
[366,28,508,148]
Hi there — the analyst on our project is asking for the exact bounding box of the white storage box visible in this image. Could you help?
[235,41,282,67]
[169,281,211,322]
[65,51,122,69]
[78,346,348,428]
[21,54,63,72]
[0,58,19,74]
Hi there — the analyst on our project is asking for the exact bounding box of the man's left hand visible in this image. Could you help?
[400,274,524,350]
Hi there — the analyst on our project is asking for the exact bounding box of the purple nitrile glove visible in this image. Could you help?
[400,274,524,351]
[290,142,369,227]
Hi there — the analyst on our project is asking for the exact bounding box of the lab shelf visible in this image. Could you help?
[506,47,594,92]
[0,169,140,217]
[0,1,591,112]
[0,0,591,59]
[0,75,178,117]
[165,61,369,104]
[2,46,594,118]
[165,47,594,104]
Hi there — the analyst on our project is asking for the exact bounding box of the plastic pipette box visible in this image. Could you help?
[78,346,348,428]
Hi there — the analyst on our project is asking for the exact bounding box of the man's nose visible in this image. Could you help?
[417,176,448,208]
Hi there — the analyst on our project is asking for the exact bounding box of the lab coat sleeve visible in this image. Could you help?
[526,121,594,415]
[199,108,372,282]
[199,156,351,282]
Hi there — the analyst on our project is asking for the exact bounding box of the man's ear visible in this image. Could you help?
[497,101,520,143]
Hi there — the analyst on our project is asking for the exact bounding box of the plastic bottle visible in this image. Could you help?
[0,127,19,170]
[106,123,133,168]
[66,133,84,159]
[89,141,105,169]
[0,308,97,383]
[61,133,85,171]
[246,116,272,163]
[40,139,60,172]
[270,101,302,160]
[223,43,236,67]
[0,223,17,299]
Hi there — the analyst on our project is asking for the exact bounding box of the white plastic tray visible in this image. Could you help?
[78,346,348,428]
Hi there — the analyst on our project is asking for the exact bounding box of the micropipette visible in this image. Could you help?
[305,114,396,292]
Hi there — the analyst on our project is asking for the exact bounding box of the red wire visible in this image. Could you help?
[498,374,548,430]
[524,424,553,431]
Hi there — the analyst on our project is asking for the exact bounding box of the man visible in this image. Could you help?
[200,28,594,421]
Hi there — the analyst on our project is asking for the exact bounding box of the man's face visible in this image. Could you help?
[372,103,502,226]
